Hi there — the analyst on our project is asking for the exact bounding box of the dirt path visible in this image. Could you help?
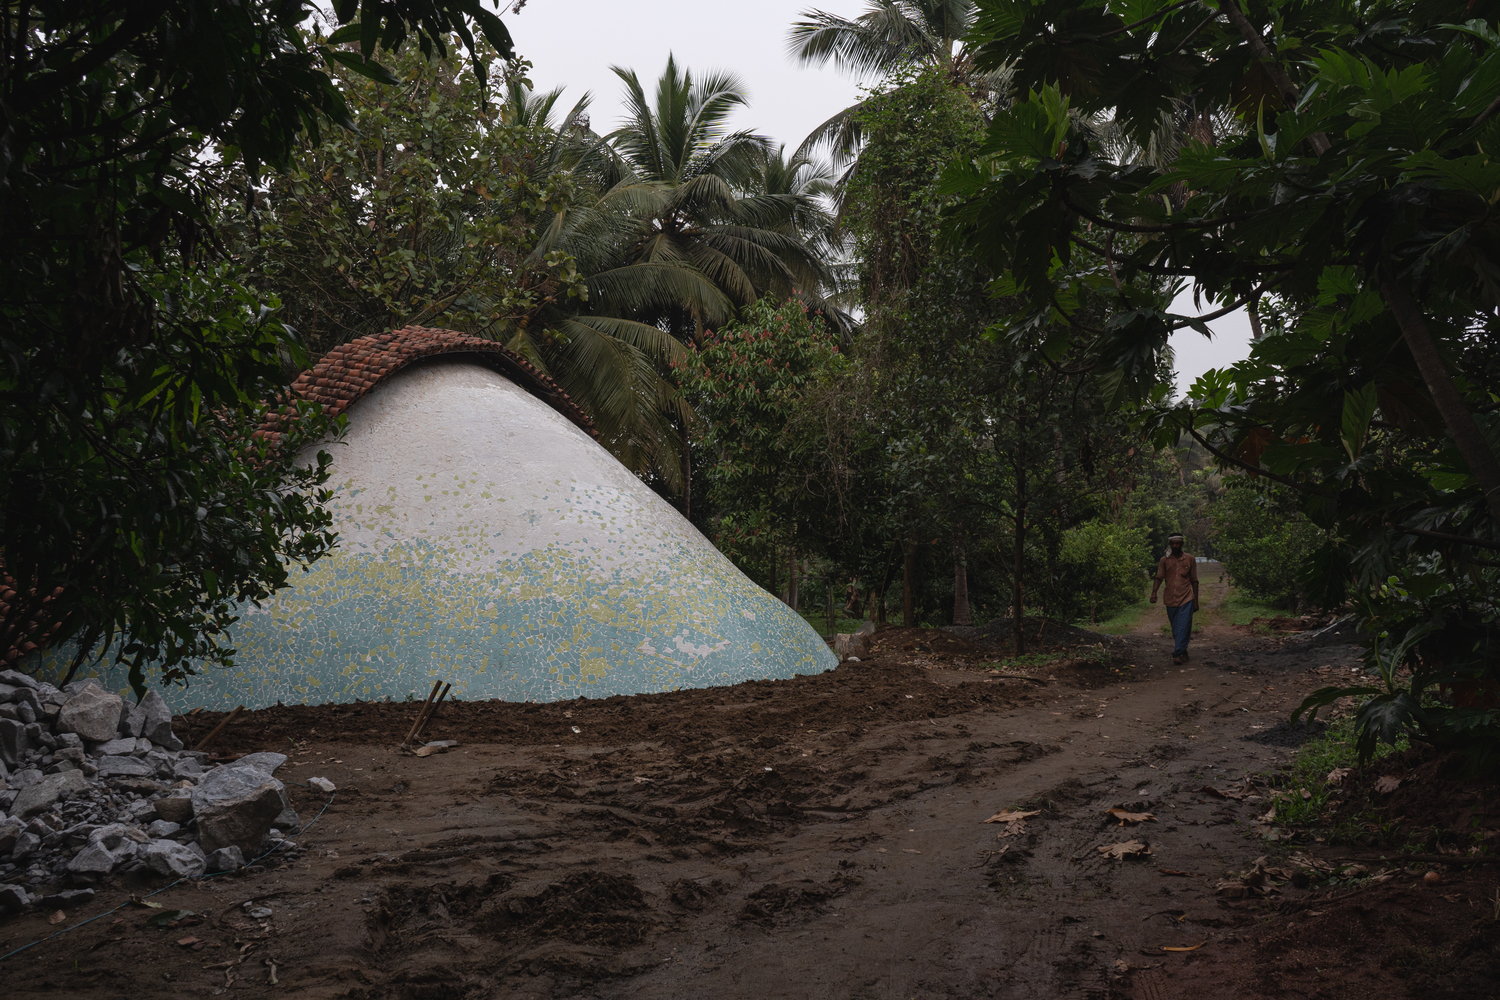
[0,617,1463,1000]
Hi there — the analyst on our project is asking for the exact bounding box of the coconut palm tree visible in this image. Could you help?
[743,144,860,332]
[789,0,973,76]
[497,60,838,502]
[590,55,830,340]
[787,1,1006,162]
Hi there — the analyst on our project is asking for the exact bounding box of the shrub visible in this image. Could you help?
[1211,477,1322,609]
[1056,520,1149,624]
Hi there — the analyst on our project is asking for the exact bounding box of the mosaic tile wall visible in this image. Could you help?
[34,360,837,711]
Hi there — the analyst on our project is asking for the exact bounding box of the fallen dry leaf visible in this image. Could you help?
[1375,775,1402,794]
[1288,852,1336,875]
[1098,840,1152,861]
[983,809,1041,824]
[47,910,66,925]
[176,936,202,947]
[1257,805,1276,824]
[984,808,1040,838]
[1326,767,1352,786]
[1162,942,1207,953]
[1106,808,1157,825]
[1157,869,1200,878]
[1200,785,1247,801]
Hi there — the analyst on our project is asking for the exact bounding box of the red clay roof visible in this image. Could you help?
[259,326,597,444]
[0,572,61,665]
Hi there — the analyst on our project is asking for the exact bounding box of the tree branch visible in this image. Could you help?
[1061,191,1260,234]
[1379,270,1500,524]
[1097,0,1202,38]
[1184,422,1337,498]
[1386,524,1500,552]
[1220,1,1331,155]
[1472,91,1500,129]
[1169,273,1289,330]
[1072,235,1293,276]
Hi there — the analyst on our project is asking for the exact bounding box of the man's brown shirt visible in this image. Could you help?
[1155,552,1198,607]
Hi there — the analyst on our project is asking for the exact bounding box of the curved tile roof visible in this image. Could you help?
[260,326,597,443]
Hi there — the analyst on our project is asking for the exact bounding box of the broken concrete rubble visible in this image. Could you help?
[833,630,872,661]
[10,770,89,819]
[56,683,125,743]
[192,756,291,856]
[0,673,316,915]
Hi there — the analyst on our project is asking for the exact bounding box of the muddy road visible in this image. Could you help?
[5,573,1487,1000]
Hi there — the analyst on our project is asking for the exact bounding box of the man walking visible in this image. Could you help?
[1150,534,1200,664]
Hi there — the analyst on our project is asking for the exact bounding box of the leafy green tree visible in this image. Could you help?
[946,0,1500,758]
[3,267,339,686]
[522,57,841,499]
[1,1,515,681]
[1210,478,1321,609]
[838,65,1162,646]
[577,55,831,338]
[232,44,585,357]
[676,297,848,595]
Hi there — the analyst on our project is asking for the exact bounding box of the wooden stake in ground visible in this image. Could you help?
[194,705,244,752]
[411,683,451,744]
[402,680,443,746]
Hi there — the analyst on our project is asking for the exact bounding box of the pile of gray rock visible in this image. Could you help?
[0,670,309,916]
[833,620,876,662]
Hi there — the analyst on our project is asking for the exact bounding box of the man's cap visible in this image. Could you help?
[1168,534,1185,541]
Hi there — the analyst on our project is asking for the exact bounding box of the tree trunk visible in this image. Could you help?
[902,539,916,628]
[1246,296,1265,340]
[681,435,691,521]
[787,551,800,611]
[1013,461,1028,656]
[825,574,836,637]
[876,541,899,626]
[1380,273,1500,524]
[1222,2,1331,155]
[952,541,972,626]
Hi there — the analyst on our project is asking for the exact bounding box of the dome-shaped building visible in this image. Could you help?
[40,327,837,710]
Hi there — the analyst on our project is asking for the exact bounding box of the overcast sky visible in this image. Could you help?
[507,0,1253,396]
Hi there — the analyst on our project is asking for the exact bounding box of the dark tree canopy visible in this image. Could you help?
[0,1,515,687]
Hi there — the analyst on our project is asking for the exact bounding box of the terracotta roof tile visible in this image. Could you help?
[259,326,598,446]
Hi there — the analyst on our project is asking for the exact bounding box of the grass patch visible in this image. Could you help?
[1088,598,1152,635]
[1268,713,1407,838]
[1221,591,1288,629]
[984,643,1113,673]
[797,610,871,637]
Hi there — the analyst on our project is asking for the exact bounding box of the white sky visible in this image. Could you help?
[1169,290,1255,398]
[508,1,1254,395]
[509,0,863,155]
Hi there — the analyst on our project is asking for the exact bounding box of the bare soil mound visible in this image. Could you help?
[2,621,1489,1000]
